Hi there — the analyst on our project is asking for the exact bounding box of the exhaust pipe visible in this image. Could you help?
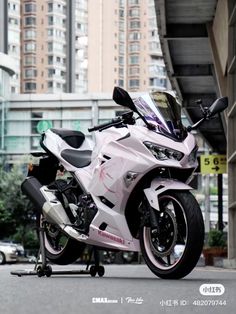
[21,177,45,214]
[21,176,71,226]
[21,177,88,241]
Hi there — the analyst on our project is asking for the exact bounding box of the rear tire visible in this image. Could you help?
[36,178,86,265]
[140,191,204,279]
[38,214,86,265]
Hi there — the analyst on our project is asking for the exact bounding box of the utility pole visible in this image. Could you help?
[204,174,211,233]
[218,173,223,231]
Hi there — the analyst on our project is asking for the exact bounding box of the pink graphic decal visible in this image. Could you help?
[97,157,125,201]
[98,164,116,193]
[98,230,125,245]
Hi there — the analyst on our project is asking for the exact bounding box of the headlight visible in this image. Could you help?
[188,146,198,164]
[144,141,184,161]
[7,247,17,254]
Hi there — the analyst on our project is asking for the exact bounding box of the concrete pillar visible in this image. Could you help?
[66,0,76,93]
[0,0,8,53]
[224,0,236,268]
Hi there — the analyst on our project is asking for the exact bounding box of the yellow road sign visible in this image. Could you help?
[200,155,227,174]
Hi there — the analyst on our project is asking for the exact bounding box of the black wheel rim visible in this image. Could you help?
[143,194,188,270]
[41,216,69,255]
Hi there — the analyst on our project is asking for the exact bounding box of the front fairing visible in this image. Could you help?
[91,127,130,161]
[127,124,198,169]
[85,124,197,214]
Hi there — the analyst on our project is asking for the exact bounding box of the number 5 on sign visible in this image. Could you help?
[200,155,227,174]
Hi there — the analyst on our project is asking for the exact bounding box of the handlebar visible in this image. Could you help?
[88,111,135,133]
[88,117,122,132]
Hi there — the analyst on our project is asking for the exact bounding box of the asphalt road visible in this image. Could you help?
[0,264,236,314]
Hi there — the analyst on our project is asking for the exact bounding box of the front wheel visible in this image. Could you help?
[0,252,6,265]
[140,191,204,279]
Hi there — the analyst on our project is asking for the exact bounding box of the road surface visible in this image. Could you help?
[0,264,235,314]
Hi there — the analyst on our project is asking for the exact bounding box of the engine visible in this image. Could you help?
[72,194,98,234]
[48,178,97,235]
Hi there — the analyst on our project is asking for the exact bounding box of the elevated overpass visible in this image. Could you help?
[155,0,236,267]
[155,0,226,153]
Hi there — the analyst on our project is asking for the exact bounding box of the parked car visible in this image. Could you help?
[0,241,25,265]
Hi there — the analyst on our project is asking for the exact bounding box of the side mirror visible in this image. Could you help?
[113,87,137,112]
[112,86,155,130]
[208,97,228,117]
[187,96,228,132]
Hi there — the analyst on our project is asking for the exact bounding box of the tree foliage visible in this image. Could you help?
[0,165,38,248]
[208,229,226,248]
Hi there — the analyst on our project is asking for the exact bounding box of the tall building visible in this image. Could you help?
[8,0,21,93]
[0,1,16,161]
[7,0,88,94]
[7,0,168,94]
[0,53,16,159]
[19,0,88,94]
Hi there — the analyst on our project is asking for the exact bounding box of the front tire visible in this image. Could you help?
[140,191,204,279]
[0,252,6,265]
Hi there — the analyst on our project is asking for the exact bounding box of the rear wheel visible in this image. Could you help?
[37,178,86,265]
[39,215,86,265]
[140,191,204,279]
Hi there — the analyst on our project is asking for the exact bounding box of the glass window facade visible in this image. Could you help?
[25,17,36,26]
[25,3,36,13]
[25,82,36,91]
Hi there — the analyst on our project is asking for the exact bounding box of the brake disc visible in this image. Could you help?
[149,208,178,258]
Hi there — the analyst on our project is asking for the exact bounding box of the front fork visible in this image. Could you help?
[141,178,192,247]
[141,177,193,236]
[140,196,160,235]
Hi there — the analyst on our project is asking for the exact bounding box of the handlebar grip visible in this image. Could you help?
[88,125,100,132]
[88,117,121,132]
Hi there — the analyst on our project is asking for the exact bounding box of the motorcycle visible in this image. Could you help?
[21,87,228,279]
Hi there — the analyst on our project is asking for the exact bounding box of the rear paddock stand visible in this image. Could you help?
[11,225,105,278]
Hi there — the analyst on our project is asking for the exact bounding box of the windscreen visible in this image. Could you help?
[133,91,187,140]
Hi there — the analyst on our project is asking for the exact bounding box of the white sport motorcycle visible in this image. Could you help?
[22,87,228,279]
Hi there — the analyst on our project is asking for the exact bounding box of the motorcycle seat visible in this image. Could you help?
[51,128,85,149]
[61,149,92,168]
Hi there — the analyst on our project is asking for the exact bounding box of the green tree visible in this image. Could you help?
[0,165,38,248]
[208,229,226,248]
